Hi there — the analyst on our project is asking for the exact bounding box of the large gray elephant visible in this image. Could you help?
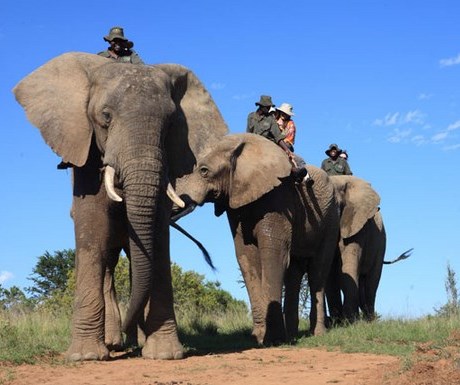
[13,52,228,361]
[326,175,412,323]
[173,133,340,344]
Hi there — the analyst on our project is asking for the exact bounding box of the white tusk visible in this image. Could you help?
[167,182,185,208]
[104,166,123,202]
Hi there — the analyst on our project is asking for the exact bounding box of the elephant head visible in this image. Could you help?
[13,52,228,333]
[330,175,381,239]
[176,133,292,212]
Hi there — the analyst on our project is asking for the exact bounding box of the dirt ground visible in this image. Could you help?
[2,345,460,385]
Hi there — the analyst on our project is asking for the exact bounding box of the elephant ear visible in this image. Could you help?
[13,52,108,167]
[334,175,381,239]
[155,64,229,178]
[228,133,292,209]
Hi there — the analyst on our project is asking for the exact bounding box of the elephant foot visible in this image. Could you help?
[142,333,184,360]
[252,325,265,345]
[253,325,285,346]
[66,338,110,362]
[105,329,124,351]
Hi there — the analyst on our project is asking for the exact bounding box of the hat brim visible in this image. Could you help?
[276,108,294,116]
[104,35,128,42]
[256,102,275,107]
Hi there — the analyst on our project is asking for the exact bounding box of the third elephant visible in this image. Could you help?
[326,175,388,323]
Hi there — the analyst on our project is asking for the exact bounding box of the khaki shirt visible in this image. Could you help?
[97,50,145,64]
[321,157,353,175]
[246,112,284,144]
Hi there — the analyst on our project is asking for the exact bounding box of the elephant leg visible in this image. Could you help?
[359,264,383,321]
[325,252,343,324]
[66,194,111,361]
[307,235,337,336]
[284,258,304,340]
[103,250,123,350]
[229,211,287,345]
[340,242,361,323]
[258,242,287,345]
[142,211,183,360]
[234,240,264,344]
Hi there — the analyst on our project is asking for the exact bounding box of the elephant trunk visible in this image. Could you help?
[119,158,163,333]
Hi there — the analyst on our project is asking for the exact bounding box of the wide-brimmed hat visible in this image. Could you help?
[255,95,275,107]
[276,103,295,117]
[339,150,348,159]
[325,143,342,156]
[104,26,129,42]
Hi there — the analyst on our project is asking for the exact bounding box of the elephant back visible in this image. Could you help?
[296,165,338,229]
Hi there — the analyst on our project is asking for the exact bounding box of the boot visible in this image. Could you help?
[291,167,308,184]
[304,172,314,187]
[57,160,73,170]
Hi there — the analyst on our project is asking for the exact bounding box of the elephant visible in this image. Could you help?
[325,175,412,323]
[13,52,228,361]
[173,133,340,344]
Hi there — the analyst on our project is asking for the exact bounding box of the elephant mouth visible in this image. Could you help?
[171,200,197,222]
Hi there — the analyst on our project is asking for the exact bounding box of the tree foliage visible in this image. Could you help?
[0,285,33,314]
[171,263,246,314]
[16,249,246,316]
[435,262,460,317]
[26,249,75,301]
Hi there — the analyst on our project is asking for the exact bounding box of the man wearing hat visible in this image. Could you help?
[247,95,308,183]
[321,143,353,176]
[97,26,144,64]
[246,95,281,139]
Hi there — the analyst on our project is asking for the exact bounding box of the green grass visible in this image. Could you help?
[1,307,459,366]
[0,310,71,364]
[295,315,460,357]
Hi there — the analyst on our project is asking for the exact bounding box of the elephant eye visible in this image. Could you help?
[102,109,112,126]
[199,166,209,178]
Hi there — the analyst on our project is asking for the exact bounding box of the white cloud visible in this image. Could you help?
[443,143,460,151]
[374,110,426,128]
[418,93,432,100]
[232,93,253,101]
[210,82,225,90]
[403,110,425,125]
[447,120,460,131]
[431,132,448,142]
[440,54,460,68]
[0,271,13,284]
[411,135,427,146]
[373,112,399,126]
[388,128,412,143]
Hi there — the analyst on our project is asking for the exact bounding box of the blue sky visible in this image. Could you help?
[1,0,459,318]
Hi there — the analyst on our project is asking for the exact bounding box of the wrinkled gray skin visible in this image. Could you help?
[13,53,228,361]
[326,175,386,323]
[174,134,339,344]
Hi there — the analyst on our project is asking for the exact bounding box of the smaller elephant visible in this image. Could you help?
[326,175,412,323]
[174,133,340,345]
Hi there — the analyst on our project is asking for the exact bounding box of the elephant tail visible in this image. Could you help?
[384,248,413,265]
[170,221,216,271]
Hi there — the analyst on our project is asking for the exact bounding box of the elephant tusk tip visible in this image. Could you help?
[110,194,123,202]
[167,182,185,208]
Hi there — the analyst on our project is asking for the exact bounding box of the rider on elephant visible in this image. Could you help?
[321,143,353,176]
[97,26,144,64]
[247,95,311,184]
